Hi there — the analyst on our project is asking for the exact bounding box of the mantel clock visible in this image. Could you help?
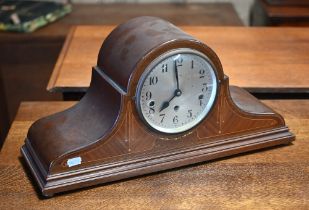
[21,16,294,197]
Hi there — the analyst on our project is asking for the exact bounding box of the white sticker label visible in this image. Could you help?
[67,157,82,167]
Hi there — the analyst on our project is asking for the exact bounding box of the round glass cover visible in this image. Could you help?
[136,48,218,134]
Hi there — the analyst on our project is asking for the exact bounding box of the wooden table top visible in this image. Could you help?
[0,3,242,43]
[0,100,308,209]
[47,26,309,94]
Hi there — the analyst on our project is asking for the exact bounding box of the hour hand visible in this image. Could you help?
[159,101,170,112]
[159,89,181,112]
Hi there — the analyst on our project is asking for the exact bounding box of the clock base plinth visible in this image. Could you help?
[21,126,293,197]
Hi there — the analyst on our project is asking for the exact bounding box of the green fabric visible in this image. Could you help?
[0,2,72,33]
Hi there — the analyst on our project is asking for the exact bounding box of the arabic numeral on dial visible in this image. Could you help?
[159,114,165,123]
[191,60,194,69]
[187,110,192,118]
[173,115,178,124]
[199,69,205,78]
[149,107,155,114]
[149,76,158,85]
[202,83,208,92]
[148,100,155,113]
[162,64,168,73]
[145,91,152,100]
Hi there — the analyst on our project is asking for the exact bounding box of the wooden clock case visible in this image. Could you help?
[21,17,294,197]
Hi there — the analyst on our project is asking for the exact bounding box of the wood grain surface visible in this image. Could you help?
[0,3,242,43]
[0,101,308,209]
[250,0,309,26]
[47,26,309,94]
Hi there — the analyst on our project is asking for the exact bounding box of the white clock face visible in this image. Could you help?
[136,48,218,134]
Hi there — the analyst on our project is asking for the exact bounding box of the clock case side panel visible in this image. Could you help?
[21,68,123,177]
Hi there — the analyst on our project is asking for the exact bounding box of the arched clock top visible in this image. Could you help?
[97,16,224,95]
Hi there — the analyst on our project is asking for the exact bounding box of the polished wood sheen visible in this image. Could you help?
[0,101,307,208]
[22,17,294,196]
[48,26,309,94]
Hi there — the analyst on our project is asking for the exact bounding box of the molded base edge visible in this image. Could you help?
[21,126,294,197]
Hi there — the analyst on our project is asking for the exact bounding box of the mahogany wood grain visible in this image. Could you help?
[0,100,308,209]
[47,26,309,94]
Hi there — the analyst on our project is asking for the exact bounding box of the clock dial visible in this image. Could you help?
[136,48,218,134]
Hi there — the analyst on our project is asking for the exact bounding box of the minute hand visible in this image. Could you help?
[175,60,180,90]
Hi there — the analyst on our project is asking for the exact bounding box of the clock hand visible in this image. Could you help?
[159,89,182,112]
[159,96,175,113]
[159,59,182,113]
[174,59,180,91]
